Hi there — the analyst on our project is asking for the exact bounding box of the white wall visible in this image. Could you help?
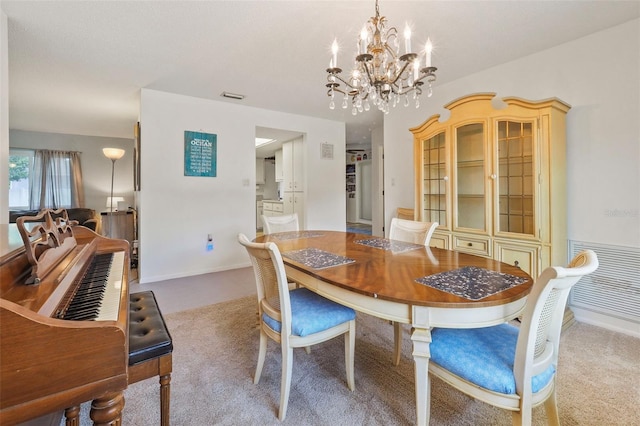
[383,19,640,249]
[138,89,346,283]
[9,130,134,214]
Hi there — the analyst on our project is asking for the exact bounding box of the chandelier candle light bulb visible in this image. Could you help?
[360,27,368,54]
[325,0,437,115]
[331,39,339,68]
[404,24,411,54]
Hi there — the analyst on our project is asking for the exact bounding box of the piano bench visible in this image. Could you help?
[128,291,173,426]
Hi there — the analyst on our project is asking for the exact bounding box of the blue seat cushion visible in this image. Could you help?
[262,288,356,337]
[430,324,555,394]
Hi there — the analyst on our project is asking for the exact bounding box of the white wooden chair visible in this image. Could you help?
[389,217,438,246]
[389,218,439,365]
[428,250,598,425]
[261,213,299,235]
[238,233,356,420]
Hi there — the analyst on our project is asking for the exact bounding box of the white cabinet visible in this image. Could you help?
[281,138,304,225]
[283,192,304,218]
[275,149,283,182]
[283,139,303,192]
[263,201,284,217]
[256,159,265,184]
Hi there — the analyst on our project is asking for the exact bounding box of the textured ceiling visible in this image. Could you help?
[3,1,639,144]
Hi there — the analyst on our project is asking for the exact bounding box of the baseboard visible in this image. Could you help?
[139,262,251,284]
[571,306,640,338]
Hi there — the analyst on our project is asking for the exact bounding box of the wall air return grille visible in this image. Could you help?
[568,240,640,325]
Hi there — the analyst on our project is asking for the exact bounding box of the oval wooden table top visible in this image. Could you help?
[256,230,533,309]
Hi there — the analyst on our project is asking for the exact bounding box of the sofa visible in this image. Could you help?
[9,208,100,233]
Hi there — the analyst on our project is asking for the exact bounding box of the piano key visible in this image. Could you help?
[60,251,125,322]
[94,251,125,321]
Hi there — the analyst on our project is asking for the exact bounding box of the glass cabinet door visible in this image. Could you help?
[422,132,447,226]
[497,120,535,236]
[455,123,486,231]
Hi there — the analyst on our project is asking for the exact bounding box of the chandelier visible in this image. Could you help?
[326,0,437,115]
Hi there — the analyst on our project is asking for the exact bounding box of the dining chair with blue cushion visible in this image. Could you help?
[238,233,356,421]
[388,217,439,365]
[428,250,598,425]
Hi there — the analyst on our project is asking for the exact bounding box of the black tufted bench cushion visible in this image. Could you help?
[129,291,173,365]
[128,291,173,425]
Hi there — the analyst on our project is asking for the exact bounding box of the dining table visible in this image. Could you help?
[255,230,533,426]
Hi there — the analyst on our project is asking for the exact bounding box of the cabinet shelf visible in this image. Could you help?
[456,159,484,168]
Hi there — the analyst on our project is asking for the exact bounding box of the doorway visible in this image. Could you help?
[358,160,372,223]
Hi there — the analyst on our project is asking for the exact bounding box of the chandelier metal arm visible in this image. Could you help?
[326,68,356,92]
[325,0,438,114]
[389,54,416,86]
[414,66,438,84]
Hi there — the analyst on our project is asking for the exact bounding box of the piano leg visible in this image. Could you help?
[160,373,171,426]
[65,406,80,425]
[89,391,124,426]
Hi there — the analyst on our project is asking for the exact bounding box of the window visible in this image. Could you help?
[7,149,84,211]
[8,149,33,210]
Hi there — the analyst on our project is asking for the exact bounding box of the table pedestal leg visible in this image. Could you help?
[411,326,432,426]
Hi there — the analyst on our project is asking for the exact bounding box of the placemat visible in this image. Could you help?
[282,248,355,270]
[355,238,424,253]
[415,266,528,300]
[269,231,324,241]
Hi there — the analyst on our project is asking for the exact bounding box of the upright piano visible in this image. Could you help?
[0,209,130,425]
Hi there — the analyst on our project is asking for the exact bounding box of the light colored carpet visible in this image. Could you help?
[74,296,639,425]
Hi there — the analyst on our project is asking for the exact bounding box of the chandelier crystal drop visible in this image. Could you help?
[326,0,437,115]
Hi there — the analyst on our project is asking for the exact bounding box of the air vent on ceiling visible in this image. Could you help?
[220,91,245,100]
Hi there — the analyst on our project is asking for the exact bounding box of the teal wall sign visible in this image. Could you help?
[184,131,217,177]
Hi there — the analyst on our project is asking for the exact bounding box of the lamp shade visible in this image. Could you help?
[103,147,125,160]
[106,196,125,210]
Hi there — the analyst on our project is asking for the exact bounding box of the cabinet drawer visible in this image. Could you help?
[263,202,273,211]
[453,235,491,257]
[429,233,450,250]
[494,241,539,278]
[272,203,284,212]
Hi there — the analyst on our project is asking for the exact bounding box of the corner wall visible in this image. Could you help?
[383,19,639,249]
[382,19,640,333]
[139,89,346,283]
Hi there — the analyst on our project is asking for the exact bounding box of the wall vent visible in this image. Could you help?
[569,240,640,326]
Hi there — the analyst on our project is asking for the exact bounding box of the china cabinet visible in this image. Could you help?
[411,93,570,279]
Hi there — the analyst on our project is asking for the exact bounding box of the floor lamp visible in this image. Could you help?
[103,148,125,238]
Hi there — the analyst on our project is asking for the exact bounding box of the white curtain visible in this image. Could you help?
[29,150,85,210]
